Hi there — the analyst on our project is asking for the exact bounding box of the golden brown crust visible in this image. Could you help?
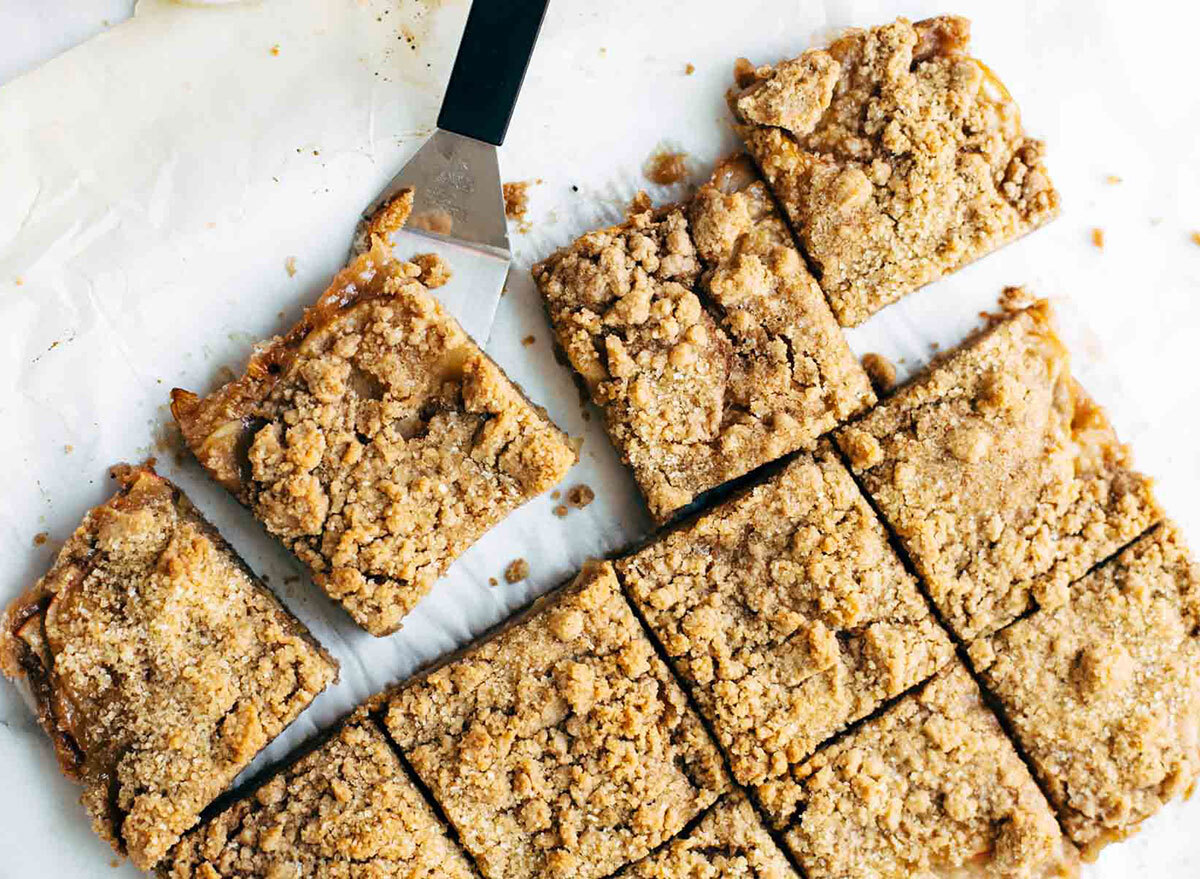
[383,562,729,879]
[969,523,1200,858]
[173,229,576,636]
[0,463,338,870]
[784,663,1078,879]
[160,714,475,879]
[618,444,953,827]
[620,792,798,879]
[532,160,872,521]
[836,302,1161,641]
[732,16,1060,326]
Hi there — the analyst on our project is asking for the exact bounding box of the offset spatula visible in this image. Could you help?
[352,0,550,345]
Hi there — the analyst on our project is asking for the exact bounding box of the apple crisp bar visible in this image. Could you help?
[731,16,1060,326]
[620,791,798,879]
[969,523,1200,859]
[618,443,953,827]
[162,713,475,879]
[172,190,576,635]
[836,302,1160,641]
[784,663,1078,879]
[383,562,729,879]
[532,158,873,522]
[0,464,338,870]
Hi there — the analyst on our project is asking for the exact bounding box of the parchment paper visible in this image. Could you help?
[1,1,1198,875]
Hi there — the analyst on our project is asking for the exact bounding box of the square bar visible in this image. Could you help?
[533,158,873,522]
[172,190,576,635]
[969,523,1200,858]
[731,16,1060,326]
[162,714,475,879]
[383,562,729,879]
[836,302,1160,641]
[618,443,953,827]
[784,663,1078,878]
[0,464,338,870]
[620,792,798,879]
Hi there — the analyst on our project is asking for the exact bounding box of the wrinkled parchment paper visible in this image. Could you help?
[2,1,1198,875]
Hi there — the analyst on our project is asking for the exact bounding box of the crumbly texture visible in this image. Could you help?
[504,181,532,222]
[567,484,595,508]
[0,464,337,870]
[784,663,1078,879]
[836,303,1160,640]
[644,151,690,186]
[533,161,873,521]
[505,558,530,584]
[969,523,1200,858]
[384,562,729,879]
[173,220,576,636]
[732,16,1060,326]
[619,792,798,879]
[161,715,474,879]
[618,445,953,827]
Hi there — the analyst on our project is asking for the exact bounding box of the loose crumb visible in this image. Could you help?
[643,150,690,185]
[14,276,23,286]
[504,558,530,584]
[1190,231,1200,247]
[551,490,561,500]
[999,284,1036,312]
[503,181,533,222]
[32,531,48,547]
[488,577,498,587]
[521,335,536,347]
[553,504,569,518]
[64,444,73,454]
[285,256,297,277]
[860,353,897,394]
[1092,228,1105,249]
[566,484,595,509]
[1105,174,1122,184]
[685,63,695,75]
[269,45,280,56]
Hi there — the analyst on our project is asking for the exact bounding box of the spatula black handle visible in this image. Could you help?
[436,0,550,147]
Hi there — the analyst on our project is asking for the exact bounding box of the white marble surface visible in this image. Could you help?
[1,0,1199,876]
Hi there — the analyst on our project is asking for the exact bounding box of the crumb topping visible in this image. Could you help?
[162,715,473,878]
[969,523,1200,857]
[732,16,1060,326]
[622,792,798,879]
[619,445,953,827]
[0,464,337,870]
[784,664,1078,879]
[836,302,1160,640]
[384,562,729,879]
[173,226,576,636]
[533,162,872,520]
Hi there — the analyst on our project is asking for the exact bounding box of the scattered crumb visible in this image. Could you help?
[643,149,690,185]
[64,444,73,454]
[1105,174,1122,184]
[270,44,280,57]
[860,353,897,394]
[14,276,23,286]
[503,181,532,221]
[521,335,536,347]
[489,577,498,587]
[999,285,1036,312]
[1092,228,1105,249]
[566,484,595,509]
[1191,231,1200,247]
[411,253,451,289]
[928,341,940,351]
[553,504,569,518]
[504,558,530,584]
[684,63,695,75]
[551,490,561,500]
[32,532,48,547]
[599,47,607,56]
[285,256,297,277]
